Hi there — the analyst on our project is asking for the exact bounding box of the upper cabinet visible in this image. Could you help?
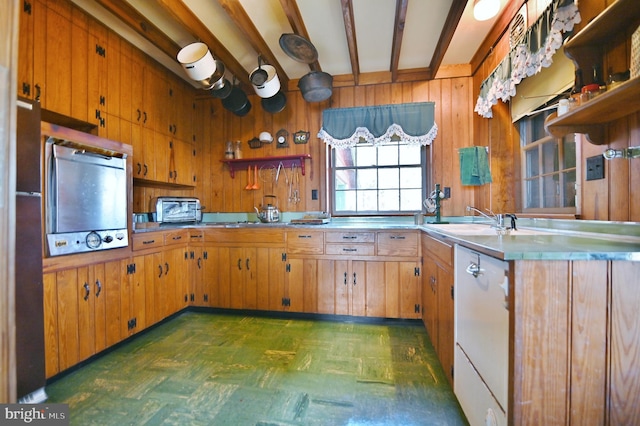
[545,0,640,144]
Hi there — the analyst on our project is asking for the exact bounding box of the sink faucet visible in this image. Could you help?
[466,206,517,231]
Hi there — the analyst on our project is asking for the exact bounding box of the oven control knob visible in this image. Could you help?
[103,235,114,243]
[86,231,102,249]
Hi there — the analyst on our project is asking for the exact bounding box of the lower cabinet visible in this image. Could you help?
[214,246,285,310]
[121,255,146,337]
[421,233,454,386]
[42,259,123,378]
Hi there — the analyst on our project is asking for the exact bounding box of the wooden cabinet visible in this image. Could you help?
[18,0,46,101]
[421,233,454,385]
[169,138,196,186]
[317,259,365,316]
[121,255,146,337]
[42,259,123,378]
[544,0,640,144]
[204,229,285,311]
[132,230,189,326]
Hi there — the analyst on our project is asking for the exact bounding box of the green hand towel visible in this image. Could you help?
[459,146,492,185]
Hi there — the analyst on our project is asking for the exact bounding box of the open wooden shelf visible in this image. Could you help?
[544,77,640,144]
[221,154,311,178]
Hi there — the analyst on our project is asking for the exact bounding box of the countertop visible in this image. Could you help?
[133,216,640,262]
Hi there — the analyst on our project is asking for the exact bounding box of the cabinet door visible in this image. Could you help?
[70,6,89,122]
[171,139,195,186]
[228,247,245,309]
[144,253,160,325]
[437,265,454,385]
[44,0,72,115]
[76,267,95,362]
[609,261,640,425]
[398,261,421,319]
[422,257,439,345]
[285,257,317,313]
[55,268,79,372]
[350,261,366,316]
[121,256,146,337]
[18,0,36,99]
[202,246,219,307]
[77,264,107,361]
[87,21,108,131]
[317,259,338,314]
[103,260,122,347]
[43,273,59,378]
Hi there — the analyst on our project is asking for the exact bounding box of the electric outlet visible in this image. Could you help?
[311,189,318,200]
[443,187,451,198]
[586,156,605,181]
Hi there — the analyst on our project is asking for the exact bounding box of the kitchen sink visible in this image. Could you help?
[202,221,289,228]
[424,223,554,236]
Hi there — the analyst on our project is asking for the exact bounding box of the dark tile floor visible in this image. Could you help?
[46,312,468,425]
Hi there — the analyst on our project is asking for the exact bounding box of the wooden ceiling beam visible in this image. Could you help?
[217,0,289,89]
[93,0,182,58]
[278,0,321,72]
[155,0,252,88]
[390,0,409,82]
[341,0,360,86]
[428,0,467,80]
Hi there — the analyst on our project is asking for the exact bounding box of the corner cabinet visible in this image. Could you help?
[544,0,640,144]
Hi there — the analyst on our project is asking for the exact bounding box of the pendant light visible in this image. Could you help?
[473,0,500,21]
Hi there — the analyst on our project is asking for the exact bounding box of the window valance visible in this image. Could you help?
[474,0,581,118]
[317,102,438,148]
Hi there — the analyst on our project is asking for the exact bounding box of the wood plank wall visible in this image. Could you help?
[470,0,640,221]
[184,78,476,217]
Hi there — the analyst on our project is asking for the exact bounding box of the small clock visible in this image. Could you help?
[276,129,289,148]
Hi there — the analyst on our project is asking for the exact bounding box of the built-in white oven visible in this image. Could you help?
[454,245,509,426]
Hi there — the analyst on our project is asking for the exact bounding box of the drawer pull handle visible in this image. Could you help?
[172,236,182,240]
[143,239,155,245]
[390,235,406,240]
[342,248,358,252]
[298,235,312,239]
[342,235,357,239]
[191,235,202,239]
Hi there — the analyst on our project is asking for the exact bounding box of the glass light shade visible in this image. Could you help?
[473,0,500,21]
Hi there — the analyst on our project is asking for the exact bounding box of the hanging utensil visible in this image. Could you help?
[252,165,260,190]
[249,56,268,86]
[245,166,252,190]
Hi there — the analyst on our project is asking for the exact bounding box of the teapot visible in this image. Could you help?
[254,195,280,223]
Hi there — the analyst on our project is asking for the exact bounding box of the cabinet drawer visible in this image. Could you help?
[132,232,164,251]
[325,243,375,256]
[325,231,375,243]
[164,229,188,245]
[188,229,204,241]
[377,231,419,256]
[422,234,452,268]
[286,230,324,254]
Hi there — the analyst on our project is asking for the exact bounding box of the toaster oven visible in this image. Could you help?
[155,197,202,224]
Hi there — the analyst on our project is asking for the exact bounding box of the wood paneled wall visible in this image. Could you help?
[471,0,640,221]
[191,78,475,217]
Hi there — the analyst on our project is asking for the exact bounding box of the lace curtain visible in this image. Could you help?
[317,102,438,148]
[474,0,581,118]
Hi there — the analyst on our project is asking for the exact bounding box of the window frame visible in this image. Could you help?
[519,109,580,214]
[329,141,429,217]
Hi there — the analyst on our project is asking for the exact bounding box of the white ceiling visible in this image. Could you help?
[73,0,511,87]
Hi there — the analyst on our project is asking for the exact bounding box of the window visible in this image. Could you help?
[519,110,577,213]
[331,140,426,215]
